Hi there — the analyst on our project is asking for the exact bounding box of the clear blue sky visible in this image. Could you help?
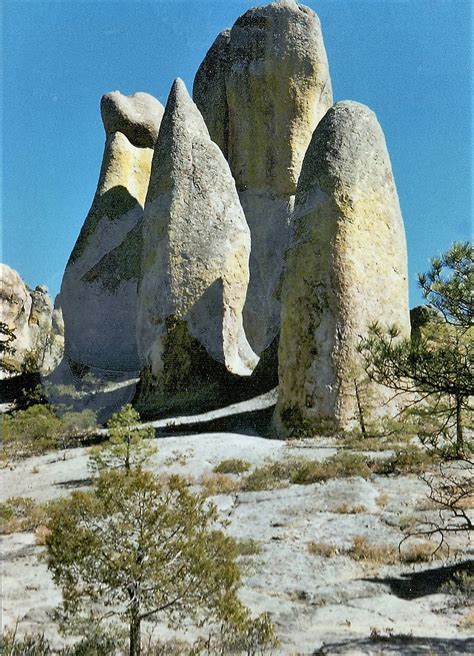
[2,0,472,307]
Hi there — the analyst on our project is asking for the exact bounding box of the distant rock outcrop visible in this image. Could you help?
[136,79,258,415]
[275,101,410,435]
[194,0,333,355]
[0,263,64,374]
[60,91,164,373]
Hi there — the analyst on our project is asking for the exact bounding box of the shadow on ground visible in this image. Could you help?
[363,559,473,600]
[313,635,474,655]
[54,477,94,489]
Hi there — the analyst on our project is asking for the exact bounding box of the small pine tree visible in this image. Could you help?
[89,404,156,474]
[0,322,17,373]
[359,242,473,456]
[45,470,275,656]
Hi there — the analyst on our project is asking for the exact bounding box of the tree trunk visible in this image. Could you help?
[125,434,131,474]
[455,396,463,457]
[354,380,368,438]
[129,616,141,656]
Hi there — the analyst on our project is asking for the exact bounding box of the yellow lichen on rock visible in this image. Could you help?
[194,1,333,356]
[276,101,410,436]
[60,91,164,372]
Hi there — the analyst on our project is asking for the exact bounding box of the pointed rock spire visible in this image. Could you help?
[136,79,258,415]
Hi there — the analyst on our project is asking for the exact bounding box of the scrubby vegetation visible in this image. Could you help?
[45,469,277,656]
[213,458,251,475]
[308,536,438,565]
[1,404,97,459]
[89,404,155,474]
[359,241,473,457]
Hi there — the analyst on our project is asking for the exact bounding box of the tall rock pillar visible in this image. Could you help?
[60,92,164,372]
[135,80,258,416]
[194,0,333,360]
[276,101,410,436]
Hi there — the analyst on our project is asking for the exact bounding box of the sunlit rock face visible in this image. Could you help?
[60,91,164,373]
[0,264,64,374]
[275,101,410,436]
[194,0,333,357]
[135,79,258,416]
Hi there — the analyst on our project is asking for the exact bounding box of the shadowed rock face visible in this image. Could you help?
[276,101,410,436]
[136,79,258,415]
[60,91,164,373]
[194,0,333,355]
[0,264,63,374]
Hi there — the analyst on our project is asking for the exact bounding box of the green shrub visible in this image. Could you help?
[370,445,434,475]
[1,405,64,458]
[241,463,289,492]
[241,452,375,492]
[0,497,53,535]
[1,404,98,459]
[213,458,251,475]
[235,538,262,556]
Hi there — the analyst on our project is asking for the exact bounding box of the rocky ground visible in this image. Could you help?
[1,400,473,655]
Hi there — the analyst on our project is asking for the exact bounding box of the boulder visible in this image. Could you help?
[60,91,164,373]
[0,264,64,374]
[275,101,410,436]
[194,0,333,355]
[136,79,258,416]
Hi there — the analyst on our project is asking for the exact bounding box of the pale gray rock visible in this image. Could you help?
[3,434,469,651]
[276,101,410,436]
[100,91,164,148]
[136,79,258,415]
[60,92,164,373]
[0,264,63,374]
[194,0,333,355]
[193,29,231,159]
[1,264,32,366]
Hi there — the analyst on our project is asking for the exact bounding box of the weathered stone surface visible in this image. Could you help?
[193,29,231,159]
[275,101,410,436]
[100,91,164,148]
[194,0,333,355]
[60,92,164,372]
[136,79,258,415]
[0,264,64,374]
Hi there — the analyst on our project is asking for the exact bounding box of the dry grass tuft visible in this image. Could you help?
[376,494,389,508]
[0,497,49,535]
[35,524,51,545]
[307,542,339,558]
[334,503,366,514]
[348,536,399,564]
[400,541,435,563]
[458,610,474,631]
[308,535,438,565]
[201,473,240,496]
[235,538,262,556]
[213,459,251,475]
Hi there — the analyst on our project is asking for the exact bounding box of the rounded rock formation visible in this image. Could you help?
[0,264,64,374]
[60,91,164,373]
[275,101,410,436]
[194,0,333,356]
[101,91,164,148]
